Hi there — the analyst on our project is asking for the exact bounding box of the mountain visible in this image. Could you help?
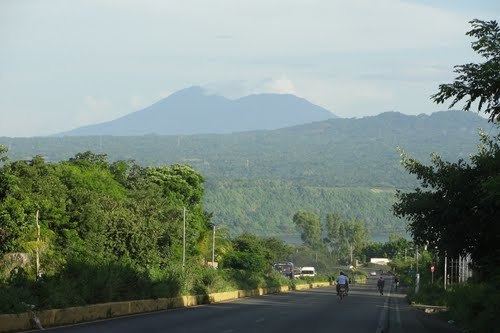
[60,86,336,136]
[2,110,493,239]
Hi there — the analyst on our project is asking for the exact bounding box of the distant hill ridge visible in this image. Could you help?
[2,109,493,238]
[60,86,336,136]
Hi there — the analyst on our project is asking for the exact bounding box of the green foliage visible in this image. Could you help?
[323,214,369,264]
[0,151,216,312]
[0,111,489,238]
[431,20,500,122]
[0,150,308,314]
[293,211,322,249]
[0,144,7,163]
[411,283,448,306]
[362,235,412,260]
[447,279,500,333]
[206,180,406,238]
[394,132,500,279]
[289,211,369,268]
[222,234,292,272]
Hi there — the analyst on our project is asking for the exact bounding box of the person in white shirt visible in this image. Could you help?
[336,271,349,295]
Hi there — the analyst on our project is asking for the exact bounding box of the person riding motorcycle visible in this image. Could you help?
[394,275,400,291]
[377,276,385,295]
[336,271,349,295]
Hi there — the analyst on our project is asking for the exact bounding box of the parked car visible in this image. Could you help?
[300,266,316,277]
[273,262,295,279]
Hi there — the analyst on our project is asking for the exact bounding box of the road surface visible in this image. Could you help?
[40,276,457,333]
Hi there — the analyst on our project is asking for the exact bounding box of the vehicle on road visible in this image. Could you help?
[338,285,348,300]
[394,276,400,291]
[299,266,316,277]
[273,262,295,279]
[377,276,385,295]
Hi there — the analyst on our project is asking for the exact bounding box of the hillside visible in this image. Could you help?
[59,87,335,136]
[1,110,492,239]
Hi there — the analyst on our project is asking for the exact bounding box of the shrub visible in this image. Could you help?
[408,282,447,306]
[222,251,267,272]
[447,281,500,333]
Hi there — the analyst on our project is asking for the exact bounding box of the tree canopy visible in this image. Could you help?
[432,19,500,122]
[396,19,500,280]
[394,133,499,278]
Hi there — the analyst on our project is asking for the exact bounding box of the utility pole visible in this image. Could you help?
[415,245,419,274]
[182,207,186,270]
[35,210,41,280]
[212,224,216,265]
[444,255,448,290]
[415,245,420,294]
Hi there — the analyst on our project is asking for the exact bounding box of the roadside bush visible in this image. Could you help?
[408,282,447,306]
[222,251,267,272]
[295,274,330,284]
[447,280,500,333]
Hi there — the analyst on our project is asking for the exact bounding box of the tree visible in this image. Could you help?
[395,19,500,280]
[323,213,369,264]
[394,132,500,279]
[222,233,267,272]
[0,144,7,163]
[431,19,500,123]
[324,213,342,248]
[342,219,369,264]
[293,211,322,249]
[362,235,412,260]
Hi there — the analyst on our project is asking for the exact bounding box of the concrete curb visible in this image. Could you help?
[411,303,448,313]
[0,282,332,332]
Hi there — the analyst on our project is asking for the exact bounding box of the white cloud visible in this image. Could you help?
[130,95,145,109]
[157,90,172,99]
[203,77,296,98]
[77,96,113,125]
[264,77,296,94]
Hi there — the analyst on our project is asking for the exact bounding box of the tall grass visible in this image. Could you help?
[0,259,306,314]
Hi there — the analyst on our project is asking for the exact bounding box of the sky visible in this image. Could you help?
[0,0,498,137]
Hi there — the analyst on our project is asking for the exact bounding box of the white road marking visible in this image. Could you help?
[255,317,265,323]
[375,282,392,333]
[395,297,401,327]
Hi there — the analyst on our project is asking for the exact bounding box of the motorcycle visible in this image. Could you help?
[338,285,348,300]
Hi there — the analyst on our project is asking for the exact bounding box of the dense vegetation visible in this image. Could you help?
[1,111,487,189]
[0,110,490,238]
[206,180,405,237]
[392,19,500,332]
[292,210,370,268]
[0,150,315,314]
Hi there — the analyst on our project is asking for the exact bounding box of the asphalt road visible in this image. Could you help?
[41,276,457,333]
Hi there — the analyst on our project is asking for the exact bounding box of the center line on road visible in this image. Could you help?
[395,297,401,327]
[375,283,392,333]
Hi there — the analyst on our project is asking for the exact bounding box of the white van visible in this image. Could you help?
[300,266,316,277]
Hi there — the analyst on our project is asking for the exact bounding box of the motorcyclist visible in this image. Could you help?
[394,276,400,291]
[377,276,385,295]
[336,271,349,295]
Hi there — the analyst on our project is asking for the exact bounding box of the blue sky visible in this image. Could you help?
[1,0,498,136]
